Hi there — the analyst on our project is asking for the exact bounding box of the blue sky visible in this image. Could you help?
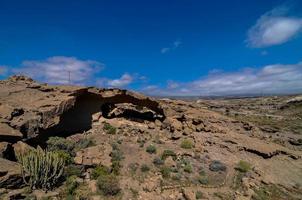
[0,0,302,96]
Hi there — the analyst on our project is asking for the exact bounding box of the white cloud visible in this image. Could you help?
[261,50,268,56]
[15,56,104,85]
[0,66,8,75]
[142,61,302,96]
[161,39,182,54]
[106,73,134,87]
[247,6,302,48]
[161,48,170,54]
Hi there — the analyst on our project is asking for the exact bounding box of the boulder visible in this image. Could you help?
[0,158,23,189]
[74,144,112,167]
[13,141,34,157]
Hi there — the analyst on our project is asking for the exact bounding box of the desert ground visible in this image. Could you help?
[0,76,301,200]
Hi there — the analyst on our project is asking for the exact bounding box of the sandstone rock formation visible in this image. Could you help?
[0,75,165,145]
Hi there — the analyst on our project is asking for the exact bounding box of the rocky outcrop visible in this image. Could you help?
[0,158,23,189]
[0,76,165,144]
[74,144,112,167]
[0,142,14,159]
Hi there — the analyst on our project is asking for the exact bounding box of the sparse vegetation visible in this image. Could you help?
[196,191,203,199]
[110,142,124,175]
[16,146,65,190]
[74,137,95,151]
[140,164,150,172]
[171,173,182,181]
[129,162,139,174]
[91,165,110,179]
[137,137,146,148]
[130,187,139,198]
[180,139,193,149]
[103,122,117,134]
[183,163,193,173]
[153,157,164,166]
[209,160,226,172]
[72,183,91,200]
[47,137,75,154]
[64,164,83,177]
[55,150,73,165]
[252,184,292,200]
[97,174,121,196]
[161,149,177,160]
[47,136,95,162]
[198,176,208,185]
[235,160,252,173]
[160,166,171,179]
[232,171,245,190]
[65,175,78,196]
[146,144,157,154]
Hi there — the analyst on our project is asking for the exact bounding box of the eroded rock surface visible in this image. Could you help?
[0,75,165,144]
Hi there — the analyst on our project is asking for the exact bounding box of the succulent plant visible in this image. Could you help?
[16,146,65,190]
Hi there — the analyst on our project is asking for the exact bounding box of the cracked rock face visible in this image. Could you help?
[0,75,165,144]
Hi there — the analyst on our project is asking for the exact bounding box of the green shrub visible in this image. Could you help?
[55,150,73,165]
[91,165,110,179]
[65,175,78,195]
[235,160,252,173]
[171,173,182,181]
[146,145,157,154]
[180,139,193,149]
[47,137,75,153]
[16,146,65,190]
[198,176,208,185]
[140,164,150,172]
[110,143,124,175]
[199,168,206,176]
[196,191,203,199]
[111,161,122,175]
[160,166,171,179]
[74,138,95,151]
[137,138,146,148]
[161,149,177,160]
[73,183,91,200]
[97,174,120,196]
[153,157,164,166]
[64,164,83,177]
[103,123,117,134]
[252,184,288,200]
[184,163,193,173]
[111,150,124,162]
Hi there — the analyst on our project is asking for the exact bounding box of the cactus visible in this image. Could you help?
[16,146,65,190]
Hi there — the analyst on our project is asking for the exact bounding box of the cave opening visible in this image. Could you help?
[27,92,103,146]
[26,91,165,147]
[101,103,161,122]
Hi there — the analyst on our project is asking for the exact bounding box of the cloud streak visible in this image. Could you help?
[107,73,134,87]
[96,73,147,88]
[161,39,182,54]
[15,56,104,85]
[142,61,302,96]
[247,6,302,48]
